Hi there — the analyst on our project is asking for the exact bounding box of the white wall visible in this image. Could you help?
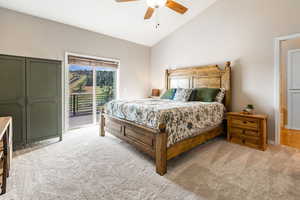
[150,0,300,141]
[0,7,150,99]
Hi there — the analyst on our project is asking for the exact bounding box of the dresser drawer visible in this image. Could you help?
[231,127,259,138]
[231,117,259,130]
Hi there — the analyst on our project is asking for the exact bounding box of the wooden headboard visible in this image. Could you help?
[165,62,232,110]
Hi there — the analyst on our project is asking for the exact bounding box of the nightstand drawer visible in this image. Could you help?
[230,136,261,147]
[231,117,259,130]
[231,127,259,138]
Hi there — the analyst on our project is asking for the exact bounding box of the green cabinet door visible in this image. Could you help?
[0,55,26,148]
[26,58,62,143]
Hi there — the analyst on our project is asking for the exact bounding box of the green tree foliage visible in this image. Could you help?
[96,71,115,87]
[85,71,115,87]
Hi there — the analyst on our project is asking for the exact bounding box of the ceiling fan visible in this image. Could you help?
[115,0,188,20]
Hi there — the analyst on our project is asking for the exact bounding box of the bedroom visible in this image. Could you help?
[0,0,299,199]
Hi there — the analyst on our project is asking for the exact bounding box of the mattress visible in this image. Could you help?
[105,99,225,147]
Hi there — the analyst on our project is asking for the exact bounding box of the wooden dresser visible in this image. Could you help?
[0,117,12,195]
[227,112,267,151]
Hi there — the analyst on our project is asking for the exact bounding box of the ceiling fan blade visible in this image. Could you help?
[144,7,155,19]
[115,0,139,2]
[166,0,188,14]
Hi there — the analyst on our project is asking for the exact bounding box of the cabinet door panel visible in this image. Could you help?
[27,102,59,141]
[26,58,62,143]
[0,55,26,148]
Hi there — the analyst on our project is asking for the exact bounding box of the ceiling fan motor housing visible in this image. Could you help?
[146,0,167,8]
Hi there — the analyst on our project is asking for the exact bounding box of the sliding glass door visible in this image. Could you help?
[96,67,116,123]
[69,65,117,129]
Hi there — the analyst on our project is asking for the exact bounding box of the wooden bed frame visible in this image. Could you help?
[100,62,231,175]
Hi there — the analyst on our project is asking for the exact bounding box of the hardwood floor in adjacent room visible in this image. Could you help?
[281,128,300,149]
[2,127,300,200]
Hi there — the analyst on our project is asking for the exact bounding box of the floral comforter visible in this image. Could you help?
[105,99,225,147]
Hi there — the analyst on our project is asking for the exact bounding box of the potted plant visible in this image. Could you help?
[243,104,254,114]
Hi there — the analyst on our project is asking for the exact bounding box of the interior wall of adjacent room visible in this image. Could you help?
[0,7,151,99]
[150,0,300,142]
[280,38,300,128]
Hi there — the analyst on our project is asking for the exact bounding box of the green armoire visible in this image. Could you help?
[0,54,62,149]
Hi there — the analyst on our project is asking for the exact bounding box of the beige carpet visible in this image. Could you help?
[2,126,300,200]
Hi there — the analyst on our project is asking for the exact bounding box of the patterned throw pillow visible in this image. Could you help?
[173,88,193,102]
[215,88,226,103]
[160,88,177,100]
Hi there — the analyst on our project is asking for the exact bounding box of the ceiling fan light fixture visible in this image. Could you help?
[146,0,167,8]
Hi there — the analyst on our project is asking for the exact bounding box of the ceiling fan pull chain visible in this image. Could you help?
[155,8,160,29]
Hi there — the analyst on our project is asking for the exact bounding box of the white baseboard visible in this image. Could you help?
[268,140,275,145]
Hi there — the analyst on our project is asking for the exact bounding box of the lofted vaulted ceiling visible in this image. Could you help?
[0,0,217,46]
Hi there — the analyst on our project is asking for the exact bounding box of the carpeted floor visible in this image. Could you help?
[2,126,300,200]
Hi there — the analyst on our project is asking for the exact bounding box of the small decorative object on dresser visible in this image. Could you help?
[242,104,254,114]
[227,112,267,151]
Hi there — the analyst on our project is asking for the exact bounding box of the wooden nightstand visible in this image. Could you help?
[227,112,268,151]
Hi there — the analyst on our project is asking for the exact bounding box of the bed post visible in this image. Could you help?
[223,61,231,111]
[155,124,167,176]
[165,69,169,90]
[99,108,105,137]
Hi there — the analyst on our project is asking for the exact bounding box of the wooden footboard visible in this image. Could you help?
[100,110,223,176]
[100,110,167,175]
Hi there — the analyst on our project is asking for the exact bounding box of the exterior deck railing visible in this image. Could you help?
[69,92,113,117]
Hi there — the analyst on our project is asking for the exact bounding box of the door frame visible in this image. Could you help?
[64,52,120,132]
[274,33,300,145]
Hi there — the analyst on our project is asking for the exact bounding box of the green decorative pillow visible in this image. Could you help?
[190,88,220,102]
[160,89,177,100]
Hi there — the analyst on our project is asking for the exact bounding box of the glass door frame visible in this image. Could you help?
[64,52,120,131]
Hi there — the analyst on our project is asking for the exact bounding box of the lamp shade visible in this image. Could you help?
[151,89,160,97]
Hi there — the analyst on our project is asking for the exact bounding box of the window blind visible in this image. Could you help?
[68,55,118,68]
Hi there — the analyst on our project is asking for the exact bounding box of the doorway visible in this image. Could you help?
[66,53,119,130]
[275,34,300,148]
